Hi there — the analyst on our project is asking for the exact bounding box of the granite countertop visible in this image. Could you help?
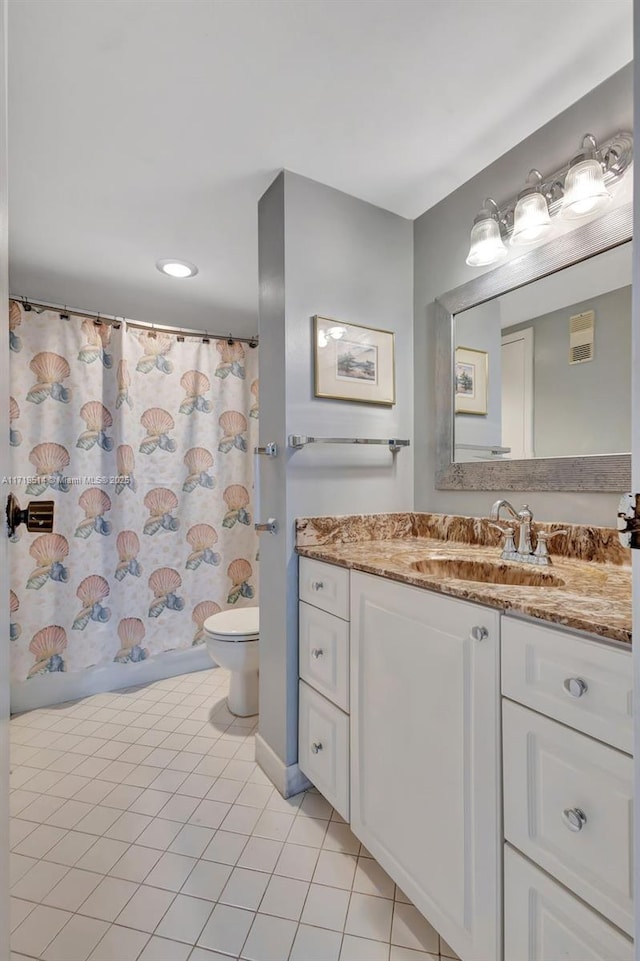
[295,513,632,645]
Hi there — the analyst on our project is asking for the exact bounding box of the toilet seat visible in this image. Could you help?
[204,608,259,643]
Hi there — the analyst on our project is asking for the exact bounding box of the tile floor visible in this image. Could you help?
[9,667,460,961]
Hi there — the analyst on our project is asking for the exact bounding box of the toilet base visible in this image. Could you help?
[227,669,259,717]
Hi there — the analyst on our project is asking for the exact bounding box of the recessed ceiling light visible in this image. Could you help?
[156,258,198,278]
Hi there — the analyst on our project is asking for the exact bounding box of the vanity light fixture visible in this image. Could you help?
[465,131,632,267]
[510,170,553,246]
[465,199,508,267]
[156,258,199,278]
[561,135,611,219]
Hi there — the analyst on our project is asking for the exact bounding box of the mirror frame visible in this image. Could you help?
[435,201,632,491]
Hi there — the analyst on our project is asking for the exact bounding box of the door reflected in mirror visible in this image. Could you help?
[453,242,631,463]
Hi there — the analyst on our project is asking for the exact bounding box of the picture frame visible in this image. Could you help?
[313,316,395,406]
[455,346,488,416]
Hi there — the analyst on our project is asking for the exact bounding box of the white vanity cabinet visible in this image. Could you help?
[502,614,634,956]
[350,571,501,961]
[298,558,351,821]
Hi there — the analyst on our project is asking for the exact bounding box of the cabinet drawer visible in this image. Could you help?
[299,680,349,821]
[503,700,633,936]
[299,557,350,620]
[504,846,633,961]
[299,602,349,712]
[502,616,632,753]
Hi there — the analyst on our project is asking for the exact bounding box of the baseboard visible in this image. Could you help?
[11,645,213,714]
[255,732,311,799]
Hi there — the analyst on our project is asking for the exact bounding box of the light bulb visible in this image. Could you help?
[561,158,611,219]
[156,259,199,278]
[466,216,507,267]
[511,192,552,246]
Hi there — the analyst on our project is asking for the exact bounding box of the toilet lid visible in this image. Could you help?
[204,607,259,640]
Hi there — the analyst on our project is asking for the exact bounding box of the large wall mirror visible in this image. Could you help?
[435,203,632,491]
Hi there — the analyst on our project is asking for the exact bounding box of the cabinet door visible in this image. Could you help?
[299,680,349,821]
[350,572,501,961]
[299,602,349,712]
[504,846,633,961]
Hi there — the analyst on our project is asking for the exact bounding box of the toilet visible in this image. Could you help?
[203,607,259,717]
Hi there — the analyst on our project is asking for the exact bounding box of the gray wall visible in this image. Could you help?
[504,285,631,458]
[414,63,632,526]
[258,171,413,767]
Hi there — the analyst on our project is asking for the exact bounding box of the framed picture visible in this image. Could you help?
[455,346,488,415]
[313,316,395,406]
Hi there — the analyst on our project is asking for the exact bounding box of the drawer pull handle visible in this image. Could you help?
[563,677,588,698]
[562,807,587,832]
[312,581,324,591]
[471,626,488,642]
[311,742,323,754]
[311,648,324,659]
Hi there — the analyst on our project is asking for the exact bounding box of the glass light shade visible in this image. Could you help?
[510,192,552,246]
[561,158,611,219]
[465,217,507,267]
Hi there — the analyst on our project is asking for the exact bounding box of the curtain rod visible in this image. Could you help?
[9,295,259,346]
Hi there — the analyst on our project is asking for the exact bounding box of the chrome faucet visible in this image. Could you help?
[489,499,567,565]
[490,499,533,556]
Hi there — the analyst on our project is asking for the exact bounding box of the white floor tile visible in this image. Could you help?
[346,893,394,942]
[136,818,183,851]
[44,830,98,867]
[87,925,150,961]
[105,811,153,843]
[353,856,395,899]
[75,806,123,836]
[301,883,350,932]
[10,852,38,885]
[205,777,244,803]
[287,816,328,849]
[174,773,216,798]
[220,867,270,910]
[252,809,294,841]
[259,874,309,921]
[168,824,215,858]
[43,867,103,911]
[116,884,176,934]
[323,822,360,855]
[391,903,439,953]
[108,844,163,883]
[144,851,197,892]
[158,794,199,823]
[101,784,145,810]
[313,850,358,890]
[46,799,95,830]
[18,794,65,825]
[42,913,110,961]
[122,766,161,789]
[197,903,254,956]
[11,904,72,957]
[76,837,131,874]
[155,893,214,944]
[237,836,283,873]
[341,934,391,960]
[13,823,67,859]
[240,912,297,961]
[289,923,342,961]
[201,830,248,866]
[182,860,232,901]
[79,876,140,922]
[235,782,273,809]
[299,792,333,820]
[10,896,35,933]
[190,799,231,830]
[137,935,191,960]
[390,947,439,961]
[129,789,172,817]
[438,935,461,960]
[274,842,320,881]
[148,770,188,793]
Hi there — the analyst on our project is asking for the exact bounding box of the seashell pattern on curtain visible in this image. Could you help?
[8,301,259,683]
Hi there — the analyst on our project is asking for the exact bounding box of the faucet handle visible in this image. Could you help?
[489,523,517,555]
[488,522,514,536]
[533,529,568,558]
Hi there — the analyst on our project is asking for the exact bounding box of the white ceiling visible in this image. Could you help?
[7,0,633,335]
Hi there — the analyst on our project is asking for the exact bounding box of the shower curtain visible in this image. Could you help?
[8,300,259,694]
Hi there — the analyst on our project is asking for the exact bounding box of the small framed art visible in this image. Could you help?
[313,316,395,406]
[455,346,488,415]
